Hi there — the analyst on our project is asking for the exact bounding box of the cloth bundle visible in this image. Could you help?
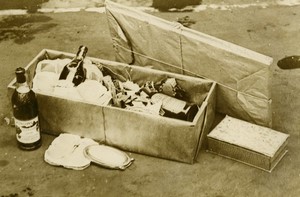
[44,133,134,170]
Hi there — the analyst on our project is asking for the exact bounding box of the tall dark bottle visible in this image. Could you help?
[11,67,42,150]
[59,45,88,86]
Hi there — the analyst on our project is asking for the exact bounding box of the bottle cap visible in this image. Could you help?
[15,67,26,83]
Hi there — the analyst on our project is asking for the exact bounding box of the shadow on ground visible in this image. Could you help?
[0,15,57,44]
[0,0,48,13]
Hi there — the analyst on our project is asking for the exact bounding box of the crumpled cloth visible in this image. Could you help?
[44,133,134,170]
[44,133,98,170]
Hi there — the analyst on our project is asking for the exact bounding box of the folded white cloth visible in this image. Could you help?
[44,133,98,170]
[44,133,134,170]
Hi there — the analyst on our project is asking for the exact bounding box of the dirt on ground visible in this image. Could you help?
[0,1,300,197]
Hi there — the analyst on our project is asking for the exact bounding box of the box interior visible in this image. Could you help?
[7,49,217,164]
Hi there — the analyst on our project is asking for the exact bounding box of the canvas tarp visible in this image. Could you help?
[105,0,273,127]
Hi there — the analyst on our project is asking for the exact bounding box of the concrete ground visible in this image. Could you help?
[0,1,300,197]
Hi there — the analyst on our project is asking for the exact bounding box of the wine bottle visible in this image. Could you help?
[59,45,88,86]
[11,67,42,150]
[151,93,198,122]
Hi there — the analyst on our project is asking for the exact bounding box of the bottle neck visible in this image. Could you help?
[16,81,30,94]
[67,49,86,68]
[76,52,85,60]
[76,46,88,60]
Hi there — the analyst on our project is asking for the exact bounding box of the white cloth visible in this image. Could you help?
[44,133,98,170]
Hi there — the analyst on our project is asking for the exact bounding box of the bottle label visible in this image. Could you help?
[14,117,40,144]
[151,93,187,114]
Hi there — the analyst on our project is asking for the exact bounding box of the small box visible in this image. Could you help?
[207,115,289,172]
[7,49,216,164]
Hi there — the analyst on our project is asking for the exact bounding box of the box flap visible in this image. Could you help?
[207,116,289,157]
[105,0,273,127]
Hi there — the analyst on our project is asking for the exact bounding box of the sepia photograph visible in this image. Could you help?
[0,0,299,196]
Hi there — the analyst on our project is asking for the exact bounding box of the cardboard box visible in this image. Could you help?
[7,49,216,164]
[207,116,289,172]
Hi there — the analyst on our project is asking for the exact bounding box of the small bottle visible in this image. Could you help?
[151,93,198,122]
[11,67,42,150]
[59,45,88,86]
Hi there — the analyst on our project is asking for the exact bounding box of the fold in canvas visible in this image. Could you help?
[105,0,273,126]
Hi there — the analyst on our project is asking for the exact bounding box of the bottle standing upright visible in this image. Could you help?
[59,45,88,86]
[11,67,42,150]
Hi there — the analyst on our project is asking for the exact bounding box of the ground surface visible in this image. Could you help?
[0,1,300,197]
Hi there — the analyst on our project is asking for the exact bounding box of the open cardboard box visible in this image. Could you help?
[7,49,216,164]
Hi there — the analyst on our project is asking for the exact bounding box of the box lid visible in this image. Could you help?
[105,0,273,127]
[207,116,289,157]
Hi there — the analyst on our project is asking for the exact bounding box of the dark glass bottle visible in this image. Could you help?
[11,67,42,150]
[59,45,88,86]
[151,93,198,122]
